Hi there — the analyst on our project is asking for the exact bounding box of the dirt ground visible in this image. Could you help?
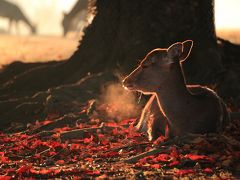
[0,29,239,68]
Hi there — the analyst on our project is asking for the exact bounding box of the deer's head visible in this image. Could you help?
[122,40,193,94]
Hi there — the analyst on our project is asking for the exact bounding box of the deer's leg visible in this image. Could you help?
[147,97,167,141]
[135,95,155,132]
[8,19,12,34]
[136,95,167,141]
[15,21,20,35]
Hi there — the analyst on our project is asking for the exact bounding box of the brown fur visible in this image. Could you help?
[123,40,230,141]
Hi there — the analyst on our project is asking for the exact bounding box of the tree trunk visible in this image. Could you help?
[70,0,220,80]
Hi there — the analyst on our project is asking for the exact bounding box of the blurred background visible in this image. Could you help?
[0,0,78,35]
[0,0,239,66]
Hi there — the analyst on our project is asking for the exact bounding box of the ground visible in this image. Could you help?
[0,34,79,68]
[0,31,240,179]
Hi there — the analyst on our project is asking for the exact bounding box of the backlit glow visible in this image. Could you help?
[0,0,239,35]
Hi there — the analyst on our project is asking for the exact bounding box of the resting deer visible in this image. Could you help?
[123,40,230,141]
[0,0,36,34]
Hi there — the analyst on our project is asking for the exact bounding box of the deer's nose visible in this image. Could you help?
[122,77,134,89]
[122,78,128,86]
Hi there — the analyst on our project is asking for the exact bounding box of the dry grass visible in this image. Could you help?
[217,28,240,44]
[0,34,79,67]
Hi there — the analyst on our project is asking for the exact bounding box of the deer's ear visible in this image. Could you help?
[167,42,183,63]
[180,40,193,61]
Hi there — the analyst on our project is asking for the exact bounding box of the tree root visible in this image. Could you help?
[30,113,89,134]
[60,123,104,140]
[124,147,170,163]
[124,135,202,163]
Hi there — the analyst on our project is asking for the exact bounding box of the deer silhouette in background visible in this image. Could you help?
[62,0,90,37]
[0,0,36,35]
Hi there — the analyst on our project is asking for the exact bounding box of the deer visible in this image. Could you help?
[0,0,36,35]
[62,0,89,37]
[122,40,230,141]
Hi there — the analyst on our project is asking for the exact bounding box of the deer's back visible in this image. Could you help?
[180,85,229,134]
[0,1,24,20]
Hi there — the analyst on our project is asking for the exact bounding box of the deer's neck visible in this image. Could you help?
[68,0,88,19]
[155,63,191,122]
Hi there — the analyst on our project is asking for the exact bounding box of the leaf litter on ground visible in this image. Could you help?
[0,100,240,179]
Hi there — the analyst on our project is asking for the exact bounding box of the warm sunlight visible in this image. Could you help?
[215,0,240,30]
[0,0,78,35]
[0,0,239,35]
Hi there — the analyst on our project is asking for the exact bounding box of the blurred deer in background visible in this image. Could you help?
[62,0,89,37]
[123,40,230,141]
[0,0,36,35]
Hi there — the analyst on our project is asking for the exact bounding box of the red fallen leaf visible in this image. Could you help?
[19,134,29,139]
[39,140,66,149]
[54,127,71,132]
[49,141,65,148]
[76,123,84,129]
[34,153,41,159]
[112,128,118,135]
[203,168,213,174]
[135,162,143,168]
[155,154,170,162]
[36,119,52,126]
[105,122,118,127]
[170,146,179,159]
[150,164,161,169]
[185,154,214,162]
[30,168,61,175]
[98,133,105,139]
[168,161,180,167]
[153,135,166,145]
[56,160,65,164]
[100,140,109,145]
[71,155,78,162]
[175,169,195,176]
[84,135,94,144]
[70,143,83,150]
[119,119,136,126]
[52,133,60,138]
[2,137,14,143]
[100,151,119,158]
[85,157,93,162]
[31,139,44,148]
[85,170,101,175]
[6,167,15,174]
[17,165,32,174]
[138,158,147,164]
[0,176,11,180]
[138,156,155,164]
[48,151,57,156]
